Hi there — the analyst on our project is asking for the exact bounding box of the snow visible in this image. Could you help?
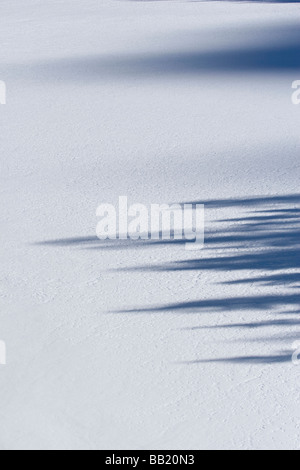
[0,0,300,450]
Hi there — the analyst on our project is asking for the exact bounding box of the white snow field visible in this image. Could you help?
[0,0,300,450]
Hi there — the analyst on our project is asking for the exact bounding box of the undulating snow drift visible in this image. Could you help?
[0,0,300,450]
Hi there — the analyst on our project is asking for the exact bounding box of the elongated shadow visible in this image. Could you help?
[183,351,293,366]
[118,193,299,364]
[123,294,300,313]
[183,318,300,330]
[37,193,300,365]
[3,24,300,83]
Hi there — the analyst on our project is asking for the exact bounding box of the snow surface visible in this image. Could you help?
[0,0,300,450]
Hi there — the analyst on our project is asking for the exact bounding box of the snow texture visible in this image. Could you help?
[0,0,300,450]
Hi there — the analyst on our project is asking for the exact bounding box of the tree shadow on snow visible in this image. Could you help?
[37,193,300,365]
[5,24,300,83]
